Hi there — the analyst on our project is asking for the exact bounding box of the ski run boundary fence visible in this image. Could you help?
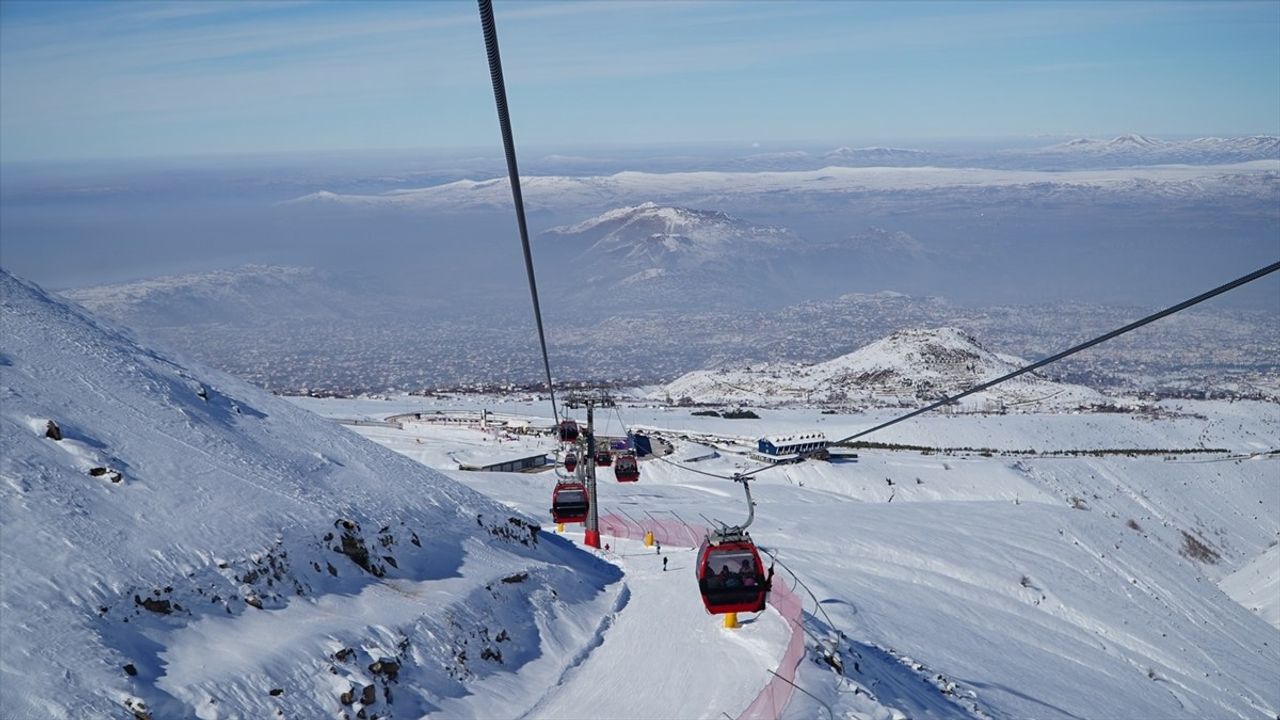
[598,512,806,720]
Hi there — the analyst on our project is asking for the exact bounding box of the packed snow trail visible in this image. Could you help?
[522,530,791,720]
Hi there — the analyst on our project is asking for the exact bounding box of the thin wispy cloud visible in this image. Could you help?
[2,0,1276,161]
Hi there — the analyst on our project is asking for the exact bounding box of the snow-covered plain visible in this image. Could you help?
[294,392,1280,719]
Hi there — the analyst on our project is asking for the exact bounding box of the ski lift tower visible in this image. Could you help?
[583,399,601,548]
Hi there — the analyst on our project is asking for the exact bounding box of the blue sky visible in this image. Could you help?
[1,0,1277,162]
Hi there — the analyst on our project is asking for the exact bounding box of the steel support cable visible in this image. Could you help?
[738,259,1280,478]
[477,0,559,425]
[653,453,739,480]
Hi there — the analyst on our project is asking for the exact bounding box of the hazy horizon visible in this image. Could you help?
[3,1,1278,163]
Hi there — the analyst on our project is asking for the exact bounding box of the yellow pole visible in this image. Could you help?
[723,612,738,629]
[643,530,654,547]
[557,523,565,533]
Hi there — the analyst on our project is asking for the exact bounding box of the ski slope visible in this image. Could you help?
[300,393,1280,720]
[522,530,791,720]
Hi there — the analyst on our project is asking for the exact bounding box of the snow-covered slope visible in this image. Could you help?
[0,270,621,719]
[1221,544,1280,630]
[298,393,1280,720]
[663,327,1104,409]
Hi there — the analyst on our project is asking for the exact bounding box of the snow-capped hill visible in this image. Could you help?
[290,189,342,202]
[822,146,936,165]
[810,327,1051,395]
[544,202,797,267]
[1107,133,1162,148]
[537,203,811,308]
[811,327,1103,407]
[1042,134,1165,154]
[661,327,1103,408]
[0,270,618,719]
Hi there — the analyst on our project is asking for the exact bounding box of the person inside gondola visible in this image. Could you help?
[711,565,731,588]
[722,564,741,589]
[740,559,757,587]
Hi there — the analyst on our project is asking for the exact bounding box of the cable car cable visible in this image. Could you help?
[736,259,1280,479]
[477,0,560,426]
[655,450,737,479]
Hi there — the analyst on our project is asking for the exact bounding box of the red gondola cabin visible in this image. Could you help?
[613,454,639,482]
[563,452,577,473]
[695,539,767,614]
[557,420,579,443]
[550,482,589,524]
[594,450,613,467]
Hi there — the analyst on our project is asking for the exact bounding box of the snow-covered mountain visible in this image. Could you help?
[662,327,1104,408]
[821,145,940,165]
[544,202,797,270]
[0,270,619,719]
[1031,134,1280,166]
[536,202,808,307]
[285,161,1280,215]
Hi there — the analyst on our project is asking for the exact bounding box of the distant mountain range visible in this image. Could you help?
[661,327,1104,409]
[1024,134,1280,167]
[287,157,1279,217]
